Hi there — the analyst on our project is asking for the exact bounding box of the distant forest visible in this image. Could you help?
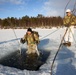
[0,14,63,29]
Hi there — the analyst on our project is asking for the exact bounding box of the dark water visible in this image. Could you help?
[0,49,50,71]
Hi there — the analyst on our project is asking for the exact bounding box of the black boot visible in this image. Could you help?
[62,43,68,46]
[67,42,71,47]
[63,42,71,47]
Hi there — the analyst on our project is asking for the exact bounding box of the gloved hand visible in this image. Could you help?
[35,40,40,44]
[20,38,25,44]
[64,24,70,27]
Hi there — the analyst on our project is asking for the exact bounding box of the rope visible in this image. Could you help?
[64,0,72,17]
[72,0,76,14]
[7,20,21,54]
[50,0,76,75]
[40,29,60,40]
[12,29,21,53]
[50,27,69,75]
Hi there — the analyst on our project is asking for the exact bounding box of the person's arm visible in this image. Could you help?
[23,34,26,40]
[70,15,76,25]
[63,16,70,27]
[20,34,27,44]
[34,34,40,44]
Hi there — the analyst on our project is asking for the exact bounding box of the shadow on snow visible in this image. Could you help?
[55,46,76,75]
[0,38,20,44]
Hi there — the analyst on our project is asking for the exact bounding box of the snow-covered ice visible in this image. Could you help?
[0,27,76,75]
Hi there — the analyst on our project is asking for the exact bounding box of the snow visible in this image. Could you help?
[0,27,76,75]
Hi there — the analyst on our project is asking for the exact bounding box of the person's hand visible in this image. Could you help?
[65,24,70,27]
[36,41,40,44]
[20,38,25,44]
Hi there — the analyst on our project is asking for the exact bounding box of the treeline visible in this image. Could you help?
[0,15,63,29]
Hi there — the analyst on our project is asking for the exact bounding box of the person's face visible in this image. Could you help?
[27,31,32,35]
[66,12,71,16]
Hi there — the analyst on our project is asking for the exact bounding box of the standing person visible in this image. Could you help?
[20,28,40,56]
[63,9,76,46]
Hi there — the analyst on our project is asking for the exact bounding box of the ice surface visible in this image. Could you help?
[0,27,76,75]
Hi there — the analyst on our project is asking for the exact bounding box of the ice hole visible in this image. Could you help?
[0,49,50,71]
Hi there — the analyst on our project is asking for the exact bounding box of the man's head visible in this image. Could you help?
[27,28,32,34]
[66,9,71,16]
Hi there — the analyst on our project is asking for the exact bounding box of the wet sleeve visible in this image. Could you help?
[23,34,27,41]
[34,34,40,43]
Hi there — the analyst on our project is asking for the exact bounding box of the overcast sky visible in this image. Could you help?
[0,0,76,19]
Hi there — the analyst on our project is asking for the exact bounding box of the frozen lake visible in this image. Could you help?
[0,27,76,75]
